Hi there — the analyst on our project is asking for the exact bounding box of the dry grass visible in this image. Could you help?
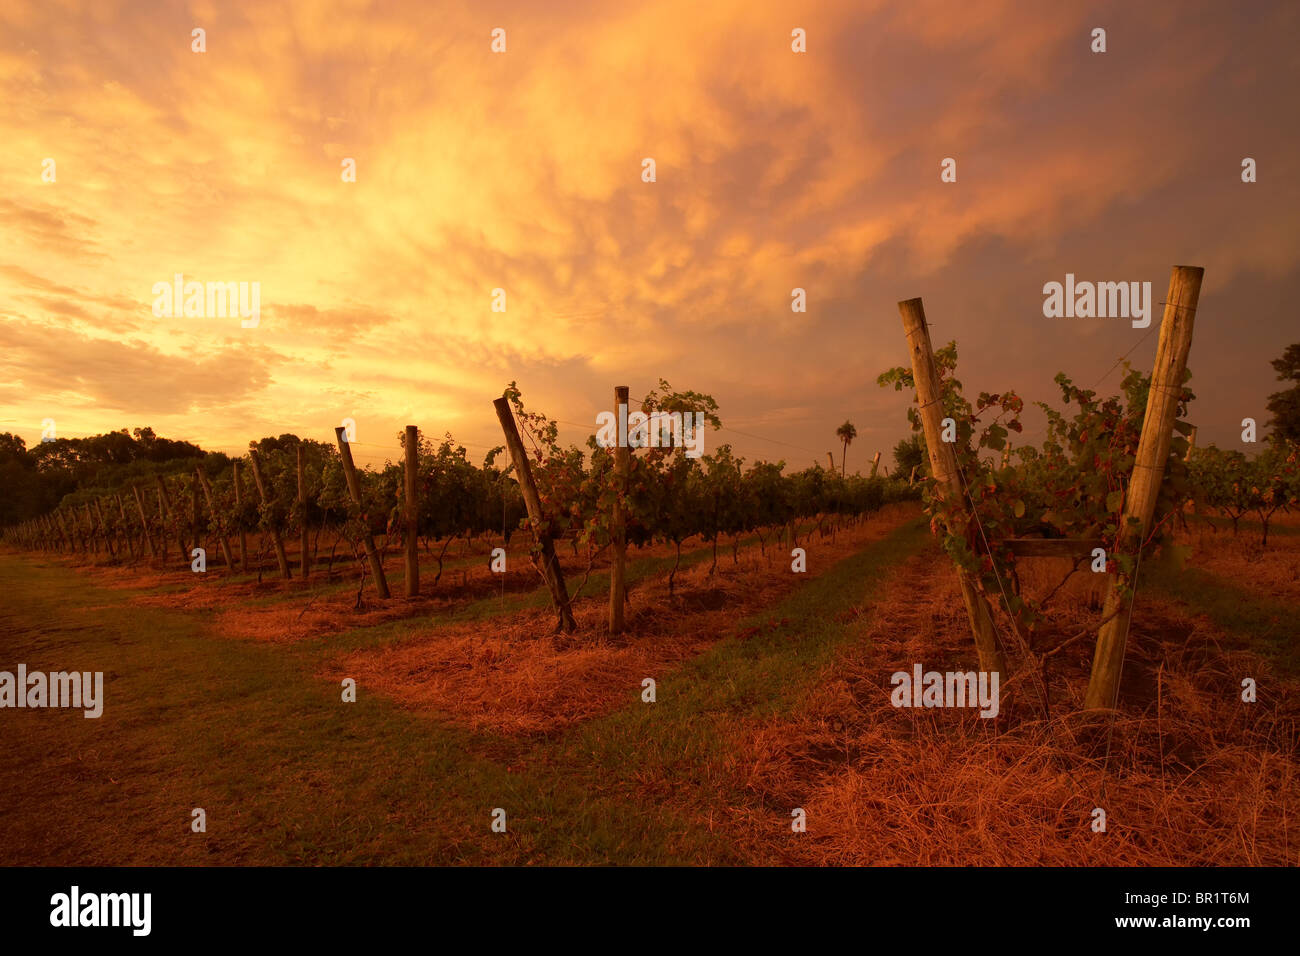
[722,550,1300,865]
[1179,511,1300,605]
[330,505,919,734]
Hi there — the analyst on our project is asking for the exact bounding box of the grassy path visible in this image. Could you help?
[0,517,929,865]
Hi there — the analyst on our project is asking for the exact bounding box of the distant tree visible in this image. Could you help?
[1266,343,1300,444]
[893,434,925,476]
[1,428,209,528]
[0,433,48,526]
[0,432,27,457]
[835,420,857,476]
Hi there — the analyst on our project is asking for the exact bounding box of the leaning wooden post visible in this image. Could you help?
[610,386,630,634]
[248,450,293,580]
[101,498,118,557]
[130,486,157,558]
[155,476,188,564]
[870,451,881,477]
[56,511,78,554]
[114,493,136,559]
[191,478,201,562]
[334,427,389,598]
[899,297,1005,676]
[231,461,249,571]
[94,499,116,558]
[1085,266,1203,710]
[81,503,97,555]
[493,397,576,632]
[403,425,419,597]
[296,445,311,579]
[195,468,235,570]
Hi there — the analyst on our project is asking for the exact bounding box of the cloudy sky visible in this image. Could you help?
[1,0,1296,472]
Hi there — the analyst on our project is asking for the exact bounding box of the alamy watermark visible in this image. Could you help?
[1042,274,1153,328]
[595,403,706,458]
[50,886,150,936]
[0,665,103,718]
[890,664,1000,718]
[152,273,260,327]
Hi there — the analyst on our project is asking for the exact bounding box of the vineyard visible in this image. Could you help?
[1,381,920,618]
[3,268,1300,868]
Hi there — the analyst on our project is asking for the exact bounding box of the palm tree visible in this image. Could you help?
[835,420,857,476]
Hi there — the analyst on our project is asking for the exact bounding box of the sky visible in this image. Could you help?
[1,0,1297,473]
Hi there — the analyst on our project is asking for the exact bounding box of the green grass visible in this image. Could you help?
[1145,562,1300,676]
[0,518,928,865]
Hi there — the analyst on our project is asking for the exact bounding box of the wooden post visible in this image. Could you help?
[115,494,136,559]
[248,450,292,580]
[155,476,188,564]
[403,425,419,597]
[131,486,157,558]
[195,468,235,570]
[610,386,630,633]
[899,297,1006,676]
[1085,266,1203,710]
[77,505,92,552]
[94,499,116,558]
[232,461,249,572]
[827,452,835,471]
[297,445,311,579]
[57,511,79,553]
[493,397,576,632]
[334,427,389,598]
[870,451,881,477]
[83,503,98,554]
[191,478,201,563]
[909,464,918,485]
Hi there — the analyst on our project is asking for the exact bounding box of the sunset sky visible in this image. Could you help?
[2,0,1297,472]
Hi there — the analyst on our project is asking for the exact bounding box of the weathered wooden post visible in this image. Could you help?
[99,498,117,558]
[610,386,630,634]
[56,511,78,553]
[195,468,235,570]
[94,500,117,558]
[114,494,136,559]
[82,504,98,554]
[1085,266,1203,710]
[493,397,576,632]
[191,479,201,561]
[296,445,311,579]
[231,460,249,571]
[129,485,155,558]
[870,451,881,477]
[155,476,188,564]
[248,450,292,580]
[334,426,389,598]
[899,297,1006,676]
[403,425,419,597]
